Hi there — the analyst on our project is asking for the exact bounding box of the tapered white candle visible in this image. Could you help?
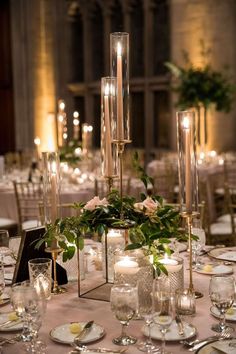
[183,116,192,213]
[104,84,113,176]
[51,162,58,223]
[117,42,124,141]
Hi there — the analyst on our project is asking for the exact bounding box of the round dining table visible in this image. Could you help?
[2,247,236,354]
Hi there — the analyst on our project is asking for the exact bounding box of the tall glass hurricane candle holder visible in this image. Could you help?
[110,32,131,210]
[176,111,198,217]
[176,111,201,297]
[101,77,118,191]
[110,32,130,144]
[42,152,61,229]
[42,152,65,295]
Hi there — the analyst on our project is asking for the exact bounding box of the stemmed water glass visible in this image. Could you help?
[192,223,206,269]
[137,281,159,352]
[152,278,174,354]
[209,275,235,333]
[110,283,138,346]
[11,281,46,353]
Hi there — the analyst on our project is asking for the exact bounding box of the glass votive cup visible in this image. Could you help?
[176,288,196,316]
[28,258,52,300]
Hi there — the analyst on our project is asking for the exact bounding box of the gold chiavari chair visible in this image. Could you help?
[13,181,43,234]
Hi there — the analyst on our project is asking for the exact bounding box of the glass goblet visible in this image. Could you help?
[209,275,235,333]
[137,282,159,352]
[110,283,138,346]
[152,279,174,354]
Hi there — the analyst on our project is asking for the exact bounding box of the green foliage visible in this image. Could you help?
[165,61,236,112]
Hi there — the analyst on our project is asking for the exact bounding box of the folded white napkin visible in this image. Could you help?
[212,340,236,354]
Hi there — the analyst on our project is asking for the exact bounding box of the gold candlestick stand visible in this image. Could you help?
[45,245,67,295]
[182,211,203,299]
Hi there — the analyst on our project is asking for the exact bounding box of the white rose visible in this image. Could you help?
[134,197,159,215]
[84,196,108,211]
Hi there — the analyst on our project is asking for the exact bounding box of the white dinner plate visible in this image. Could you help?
[210,306,236,322]
[0,312,23,331]
[142,320,196,341]
[208,247,236,262]
[195,264,233,275]
[195,339,236,353]
[50,322,105,345]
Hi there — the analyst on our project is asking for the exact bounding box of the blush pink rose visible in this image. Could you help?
[84,196,108,211]
[134,197,159,215]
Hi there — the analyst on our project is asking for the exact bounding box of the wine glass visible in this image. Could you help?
[137,281,159,352]
[110,283,138,346]
[11,281,46,352]
[152,278,174,354]
[209,275,235,333]
[192,222,206,269]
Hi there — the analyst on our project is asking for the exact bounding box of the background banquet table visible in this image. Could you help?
[3,250,236,354]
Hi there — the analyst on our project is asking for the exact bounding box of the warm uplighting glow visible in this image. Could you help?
[34,137,41,146]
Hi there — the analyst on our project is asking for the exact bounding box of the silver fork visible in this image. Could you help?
[181,329,232,348]
[188,330,233,352]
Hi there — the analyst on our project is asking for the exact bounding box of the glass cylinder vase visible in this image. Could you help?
[158,255,184,293]
[102,228,126,283]
[110,32,130,143]
[101,77,118,178]
[176,111,198,216]
[42,152,61,226]
[114,249,154,305]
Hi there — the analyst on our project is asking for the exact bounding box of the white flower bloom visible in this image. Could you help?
[134,197,160,215]
[84,196,108,211]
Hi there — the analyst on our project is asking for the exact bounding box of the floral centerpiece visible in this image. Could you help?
[59,140,82,167]
[38,153,187,274]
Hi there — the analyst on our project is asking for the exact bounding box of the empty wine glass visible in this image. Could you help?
[137,280,159,352]
[152,278,174,354]
[209,275,235,333]
[192,221,206,269]
[110,283,138,346]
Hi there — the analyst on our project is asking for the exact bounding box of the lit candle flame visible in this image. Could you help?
[117,42,122,56]
[34,137,40,146]
[182,116,190,129]
[105,83,110,96]
[73,111,79,118]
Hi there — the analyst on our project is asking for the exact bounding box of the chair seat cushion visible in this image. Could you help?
[22,220,41,230]
[0,218,17,227]
[210,222,233,235]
